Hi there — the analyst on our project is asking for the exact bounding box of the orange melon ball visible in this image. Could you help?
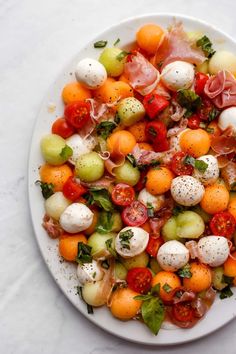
[84,210,99,236]
[228,198,236,221]
[200,184,230,214]
[152,271,181,302]
[136,24,165,54]
[39,163,73,192]
[128,121,147,143]
[94,78,133,104]
[183,262,212,292]
[180,128,211,158]
[62,82,92,104]
[59,234,87,261]
[224,252,236,277]
[110,287,142,320]
[107,130,136,156]
[138,143,153,151]
[146,167,174,195]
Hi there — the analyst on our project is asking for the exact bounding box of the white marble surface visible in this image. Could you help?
[1,0,236,353]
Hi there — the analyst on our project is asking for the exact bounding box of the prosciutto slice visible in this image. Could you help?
[124,52,160,95]
[154,21,205,68]
[131,144,165,166]
[42,214,63,239]
[80,176,115,189]
[211,126,236,155]
[204,70,236,108]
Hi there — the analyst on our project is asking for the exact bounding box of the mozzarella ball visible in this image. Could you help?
[193,155,219,186]
[138,188,165,212]
[197,236,230,267]
[209,51,236,76]
[66,134,96,165]
[77,260,104,286]
[45,192,71,220]
[115,227,149,258]
[161,61,195,91]
[218,107,236,132]
[157,240,189,271]
[171,176,205,206]
[75,58,107,89]
[59,203,93,233]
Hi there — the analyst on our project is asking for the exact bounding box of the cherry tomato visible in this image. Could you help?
[126,267,152,294]
[122,201,148,226]
[51,118,75,138]
[152,137,170,152]
[145,121,167,151]
[170,152,194,176]
[62,176,87,201]
[210,211,236,239]
[64,101,91,129]
[187,114,201,130]
[146,236,164,257]
[143,93,170,119]
[194,72,209,96]
[198,97,216,121]
[172,303,194,322]
[111,183,135,206]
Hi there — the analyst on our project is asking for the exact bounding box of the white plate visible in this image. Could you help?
[28,13,236,345]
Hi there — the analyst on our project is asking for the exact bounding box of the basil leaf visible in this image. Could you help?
[113,38,120,46]
[119,229,134,250]
[134,294,153,301]
[94,40,107,48]
[87,188,113,211]
[177,89,202,115]
[184,155,195,167]
[172,204,186,216]
[151,283,161,296]
[96,121,117,140]
[35,180,54,199]
[208,107,219,122]
[116,51,130,62]
[196,35,215,58]
[147,202,155,218]
[76,286,94,314]
[177,264,192,279]
[220,285,233,299]
[126,153,136,167]
[76,242,92,265]
[105,238,117,258]
[231,182,236,190]
[141,297,165,335]
[222,275,234,286]
[96,211,114,234]
[195,160,208,173]
[101,260,110,269]
[162,283,172,293]
[60,144,73,160]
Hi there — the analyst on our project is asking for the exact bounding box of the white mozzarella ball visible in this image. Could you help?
[218,107,236,132]
[197,236,230,267]
[171,176,204,206]
[138,188,165,212]
[209,51,236,75]
[66,134,96,165]
[115,227,149,258]
[45,192,71,220]
[157,240,189,271]
[193,155,219,186]
[59,203,93,233]
[75,58,107,89]
[161,61,195,91]
[77,260,104,286]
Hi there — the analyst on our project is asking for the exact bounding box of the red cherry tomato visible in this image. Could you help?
[170,152,194,176]
[62,176,87,201]
[126,267,152,294]
[51,118,75,138]
[146,236,164,257]
[198,97,216,121]
[122,201,148,226]
[111,183,135,206]
[172,303,194,322]
[210,211,236,239]
[143,93,170,119]
[152,137,170,152]
[64,101,91,129]
[194,72,209,96]
[187,114,201,130]
[145,121,167,145]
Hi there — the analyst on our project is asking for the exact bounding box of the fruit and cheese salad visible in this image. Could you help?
[38,21,236,335]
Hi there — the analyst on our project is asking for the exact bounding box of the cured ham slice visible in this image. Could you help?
[131,144,164,166]
[211,126,236,155]
[221,162,236,190]
[204,70,236,108]
[42,214,63,239]
[80,176,115,189]
[154,22,205,68]
[124,51,160,95]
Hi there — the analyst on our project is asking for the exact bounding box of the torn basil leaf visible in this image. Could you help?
[76,242,92,265]
[194,160,208,173]
[119,229,134,250]
[60,144,73,160]
[35,180,54,199]
[96,211,114,234]
[116,51,130,62]
[96,121,117,140]
[177,89,202,116]
[113,38,120,46]
[196,35,216,58]
[85,187,113,211]
[94,40,107,48]
[177,264,192,279]
[220,285,233,299]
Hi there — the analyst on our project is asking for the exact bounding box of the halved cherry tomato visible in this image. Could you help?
[51,118,75,138]
[143,93,169,119]
[172,303,194,322]
[210,211,236,239]
[198,97,217,121]
[62,176,87,201]
[194,72,209,96]
[126,267,152,294]
[187,114,201,130]
[146,236,164,257]
[170,152,194,176]
[122,201,148,226]
[64,101,91,129]
[111,183,135,206]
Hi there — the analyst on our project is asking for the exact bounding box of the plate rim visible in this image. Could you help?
[28,12,236,346]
